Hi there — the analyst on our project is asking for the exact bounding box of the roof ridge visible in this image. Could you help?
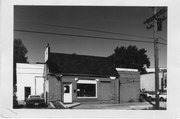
[50,52,108,59]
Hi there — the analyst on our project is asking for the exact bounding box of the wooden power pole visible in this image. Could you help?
[153,7,160,109]
[144,7,167,109]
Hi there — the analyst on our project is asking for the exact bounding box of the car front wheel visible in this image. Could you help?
[160,97,164,101]
[148,96,152,101]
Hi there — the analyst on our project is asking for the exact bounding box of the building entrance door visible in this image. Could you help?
[24,87,31,101]
[63,83,72,103]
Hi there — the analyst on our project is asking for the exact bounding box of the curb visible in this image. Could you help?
[49,102,55,109]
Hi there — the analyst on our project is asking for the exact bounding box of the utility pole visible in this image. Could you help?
[144,7,167,109]
[153,7,160,109]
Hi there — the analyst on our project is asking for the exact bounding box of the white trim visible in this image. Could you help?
[77,79,97,84]
[116,68,138,72]
[109,76,116,80]
[96,79,99,81]
[63,83,72,103]
[75,78,78,81]
[77,79,97,98]
[45,46,49,62]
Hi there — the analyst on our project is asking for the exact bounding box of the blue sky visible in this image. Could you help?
[14,6,167,68]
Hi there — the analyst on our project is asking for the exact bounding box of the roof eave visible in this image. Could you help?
[48,72,119,78]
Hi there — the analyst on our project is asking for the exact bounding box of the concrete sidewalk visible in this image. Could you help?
[72,102,166,110]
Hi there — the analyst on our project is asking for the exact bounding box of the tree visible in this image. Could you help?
[13,39,28,108]
[108,45,150,74]
[14,39,28,64]
[13,39,29,85]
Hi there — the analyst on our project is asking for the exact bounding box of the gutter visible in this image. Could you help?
[47,73,119,79]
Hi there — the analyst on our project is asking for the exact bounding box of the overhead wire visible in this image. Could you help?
[14,29,167,45]
[158,37,167,41]
[15,21,154,40]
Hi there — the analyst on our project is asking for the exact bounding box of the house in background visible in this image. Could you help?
[16,63,44,104]
[116,68,140,102]
[140,68,167,92]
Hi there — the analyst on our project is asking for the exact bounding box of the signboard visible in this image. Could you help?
[45,45,49,62]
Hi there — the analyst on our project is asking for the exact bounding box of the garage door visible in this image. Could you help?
[100,81,112,102]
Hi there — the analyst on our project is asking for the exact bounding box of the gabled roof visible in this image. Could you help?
[47,52,119,78]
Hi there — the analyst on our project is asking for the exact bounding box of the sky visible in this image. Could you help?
[14,6,167,68]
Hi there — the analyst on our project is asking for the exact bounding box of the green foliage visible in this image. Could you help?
[13,39,29,85]
[14,39,29,63]
[108,45,150,74]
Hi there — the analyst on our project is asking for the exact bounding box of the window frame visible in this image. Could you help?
[76,79,98,98]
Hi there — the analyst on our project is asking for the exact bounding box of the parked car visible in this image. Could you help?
[25,95,47,108]
[144,92,167,101]
[146,93,155,100]
[159,92,167,101]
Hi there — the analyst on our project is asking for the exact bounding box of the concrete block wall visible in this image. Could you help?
[48,76,61,102]
[117,69,140,103]
[47,76,119,104]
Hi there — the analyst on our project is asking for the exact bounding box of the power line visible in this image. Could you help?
[158,37,167,41]
[14,29,153,43]
[158,42,167,45]
[15,21,154,40]
[14,29,167,45]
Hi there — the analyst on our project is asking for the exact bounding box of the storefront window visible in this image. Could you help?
[76,79,97,98]
[77,84,96,97]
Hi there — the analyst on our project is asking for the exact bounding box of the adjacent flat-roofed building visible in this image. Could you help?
[116,68,140,102]
[16,63,44,104]
[140,68,167,92]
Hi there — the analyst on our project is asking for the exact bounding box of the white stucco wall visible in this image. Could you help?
[140,72,165,91]
[16,63,44,102]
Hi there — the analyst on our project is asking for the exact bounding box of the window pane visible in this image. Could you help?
[64,85,70,93]
[77,84,96,97]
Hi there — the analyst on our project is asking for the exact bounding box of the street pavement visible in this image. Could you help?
[19,101,166,110]
[72,101,166,110]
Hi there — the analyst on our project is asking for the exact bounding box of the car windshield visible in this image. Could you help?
[160,93,167,95]
[29,95,41,98]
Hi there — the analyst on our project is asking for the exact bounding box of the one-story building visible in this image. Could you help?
[43,45,140,104]
[116,68,140,102]
[44,45,119,104]
[16,63,44,104]
[140,68,167,92]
